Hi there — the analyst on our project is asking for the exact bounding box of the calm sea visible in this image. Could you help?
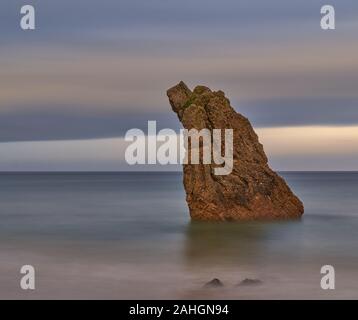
[0,172,357,299]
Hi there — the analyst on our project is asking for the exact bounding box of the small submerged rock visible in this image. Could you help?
[237,278,263,286]
[204,278,224,288]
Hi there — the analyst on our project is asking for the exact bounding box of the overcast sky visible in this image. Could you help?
[0,0,358,170]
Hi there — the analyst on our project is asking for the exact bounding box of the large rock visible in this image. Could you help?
[167,81,304,221]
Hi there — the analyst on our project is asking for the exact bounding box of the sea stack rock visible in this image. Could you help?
[167,81,304,221]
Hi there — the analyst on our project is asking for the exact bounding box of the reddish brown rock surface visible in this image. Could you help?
[167,81,304,221]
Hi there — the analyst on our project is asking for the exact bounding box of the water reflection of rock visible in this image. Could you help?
[183,221,294,268]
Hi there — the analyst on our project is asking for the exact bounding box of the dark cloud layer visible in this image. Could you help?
[0,110,181,142]
[239,98,358,128]
[1,98,358,142]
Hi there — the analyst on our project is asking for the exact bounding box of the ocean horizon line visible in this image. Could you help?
[1,170,358,174]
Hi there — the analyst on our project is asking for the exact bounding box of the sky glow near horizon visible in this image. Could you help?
[1,126,358,171]
[0,0,358,170]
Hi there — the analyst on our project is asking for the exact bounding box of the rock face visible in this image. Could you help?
[167,81,304,221]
